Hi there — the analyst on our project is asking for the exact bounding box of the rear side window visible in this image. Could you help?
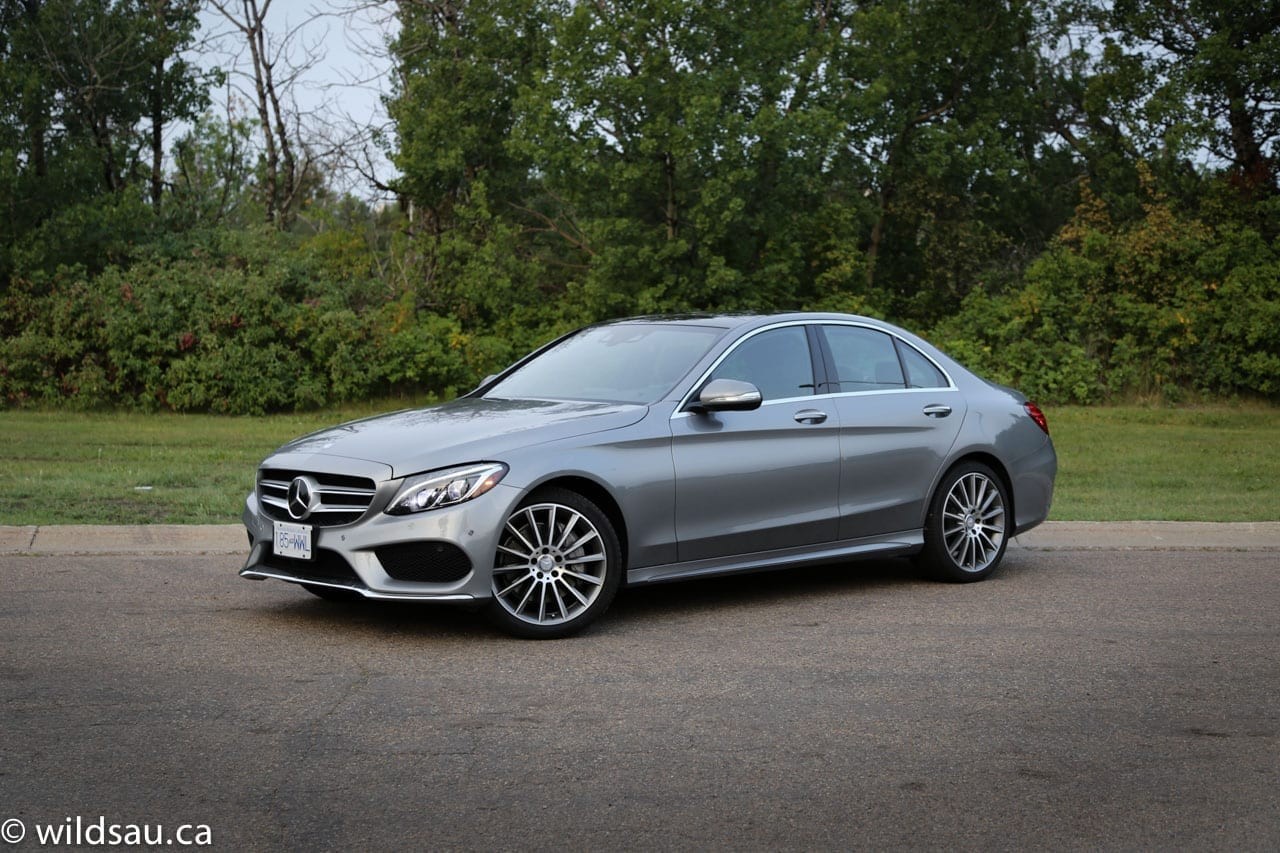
[820,325,904,392]
[710,326,815,401]
[897,341,949,388]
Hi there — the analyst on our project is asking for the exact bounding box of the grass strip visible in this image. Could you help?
[0,403,1275,525]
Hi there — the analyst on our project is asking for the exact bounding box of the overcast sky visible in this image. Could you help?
[194,0,399,198]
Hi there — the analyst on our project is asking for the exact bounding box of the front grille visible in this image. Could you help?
[258,469,378,527]
[376,541,473,583]
[260,549,364,587]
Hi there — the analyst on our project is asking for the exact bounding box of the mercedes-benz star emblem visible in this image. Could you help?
[287,476,318,520]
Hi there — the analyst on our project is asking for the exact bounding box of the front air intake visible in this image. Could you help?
[376,542,473,583]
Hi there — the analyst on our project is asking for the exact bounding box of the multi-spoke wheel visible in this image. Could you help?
[486,488,622,638]
[919,462,1010,582]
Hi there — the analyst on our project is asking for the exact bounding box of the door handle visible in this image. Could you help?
[922,404,952,418]
[794,409,828,424]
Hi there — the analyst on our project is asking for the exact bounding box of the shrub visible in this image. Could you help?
[931,175,1280,404]
[0,229,482,414]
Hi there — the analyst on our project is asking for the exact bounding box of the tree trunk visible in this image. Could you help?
[663,152,677,240]
[239,0,280,224]
[865,181,892,291]
[265,65,298,227]
[150,57,165,210]
[1224,77,1273,196]
[29,119,47,178]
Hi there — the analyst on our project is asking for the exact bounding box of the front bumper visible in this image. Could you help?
[240,482,524,602]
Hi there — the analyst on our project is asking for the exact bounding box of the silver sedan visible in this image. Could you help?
[241,313,1056,638]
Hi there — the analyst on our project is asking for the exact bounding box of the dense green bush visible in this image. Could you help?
[0,229,503,414]
[3,178,1278,413]
[931,179,1280,404]
[5,1,1280,414]
[1194,227,1280,397]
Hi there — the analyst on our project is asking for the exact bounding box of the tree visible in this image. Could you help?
[513,0,854,311]
[827,0,1076,318]
[169,108,256,227]
[385,0,553,331]
[137,0,209,212]
[388,0,547,233]
[207,0,315,227]
[1081,0,1280,200]
[387,0,1075,326]
[0,0,210,278]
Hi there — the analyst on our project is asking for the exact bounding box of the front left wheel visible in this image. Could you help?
[486,488,623,639]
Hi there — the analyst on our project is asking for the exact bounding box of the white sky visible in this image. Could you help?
[193,0,399,198]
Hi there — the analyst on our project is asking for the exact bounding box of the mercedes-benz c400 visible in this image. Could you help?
[241,313,1056,638]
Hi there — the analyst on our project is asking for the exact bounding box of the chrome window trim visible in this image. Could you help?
[816,320,957,391]
[671,320,816,416]
[822,385,958,400]
[671,319,955,420]
[669,385,958,420]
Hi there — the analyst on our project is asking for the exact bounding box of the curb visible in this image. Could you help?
[2,521,1277,556]
[0,524,245,556]
[1010,520,1280,552]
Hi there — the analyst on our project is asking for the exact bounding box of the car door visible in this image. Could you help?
[669,324,840,562]
[815,323,966,539]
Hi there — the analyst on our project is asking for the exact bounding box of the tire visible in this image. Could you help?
[301,583,363,602]
[486,487,623,639]
[919,461,1010,582]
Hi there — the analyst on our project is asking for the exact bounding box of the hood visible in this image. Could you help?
[272,397,648,478]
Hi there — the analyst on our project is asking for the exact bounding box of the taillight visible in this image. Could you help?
[1024,402,1049,435]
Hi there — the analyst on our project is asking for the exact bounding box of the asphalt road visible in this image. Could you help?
[2,549,1278,851]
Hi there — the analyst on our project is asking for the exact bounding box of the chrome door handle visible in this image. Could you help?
[794,409,828,424]
[922,404,952,418]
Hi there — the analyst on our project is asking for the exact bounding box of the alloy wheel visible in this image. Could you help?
[941,471,1006,573]
[491,502,609,627]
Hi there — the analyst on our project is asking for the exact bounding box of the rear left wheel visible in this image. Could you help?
[920,462,1009,582]
[486,488,622,639]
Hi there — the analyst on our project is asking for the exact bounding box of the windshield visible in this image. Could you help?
[486,323,727,405]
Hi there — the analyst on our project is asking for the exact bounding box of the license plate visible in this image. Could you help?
[273,521,313,560]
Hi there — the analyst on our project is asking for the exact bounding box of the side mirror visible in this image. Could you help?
[694,378,762,412]
[475,374,498,393]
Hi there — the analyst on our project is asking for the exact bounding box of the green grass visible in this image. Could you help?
[0,399,433,525]
[1047,404,1279,521]
[0,403,1276,525]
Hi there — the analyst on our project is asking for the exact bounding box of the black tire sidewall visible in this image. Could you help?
[921,461,1010,583]
[485,487,623,639]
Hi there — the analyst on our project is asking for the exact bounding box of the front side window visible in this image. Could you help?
[709,326,815,401]
[820,325,905,392]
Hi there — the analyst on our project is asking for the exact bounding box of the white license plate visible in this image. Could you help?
[273,521,313,560]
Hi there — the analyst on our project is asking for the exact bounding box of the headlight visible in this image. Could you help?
[385,463,508,516]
